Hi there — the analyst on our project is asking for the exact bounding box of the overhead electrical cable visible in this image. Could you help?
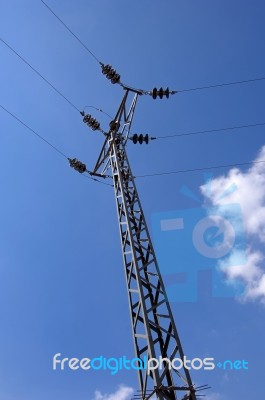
[81,174,113,187]
[145,76,265,99]
[40,0,101,64]
[177,77,265,93]
[0,38,110,118]
[2,105,264,184]
[38,2,265,96]
[0,37,79,113]
[0,103,68,159]
[5,99,263,183]
[155,121,265,140]
[0,103,112,187]
[83,105,112,119]
[135,160,265,178]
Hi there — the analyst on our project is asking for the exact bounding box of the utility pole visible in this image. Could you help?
[70,80,203,399]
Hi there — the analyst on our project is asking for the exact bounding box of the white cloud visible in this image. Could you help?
[200,145,265,303]
[93,385,134,400]
[219,249,263,281]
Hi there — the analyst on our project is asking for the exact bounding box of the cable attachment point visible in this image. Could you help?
[68,158,87,173]
[100,63,121,84]
[109,120,120,132]
[151,87,177,99]
[80,111,101,131]
[130,134,156,144]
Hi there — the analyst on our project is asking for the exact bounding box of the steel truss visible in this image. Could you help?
[92,90,197,400]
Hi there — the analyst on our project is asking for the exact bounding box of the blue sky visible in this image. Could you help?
[0,1,265,399]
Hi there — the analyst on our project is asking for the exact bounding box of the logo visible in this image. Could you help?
[152,176,247,302]
[52,354,248,375]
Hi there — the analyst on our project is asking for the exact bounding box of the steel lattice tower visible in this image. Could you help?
[69,85,206,399]
[82,88,198,400]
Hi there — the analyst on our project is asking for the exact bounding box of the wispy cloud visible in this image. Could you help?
[200,145,265,304]
[93,385,134,400]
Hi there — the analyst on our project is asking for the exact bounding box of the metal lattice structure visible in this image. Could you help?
[91,89,198,400]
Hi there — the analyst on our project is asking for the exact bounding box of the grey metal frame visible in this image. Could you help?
[92,90,197,400]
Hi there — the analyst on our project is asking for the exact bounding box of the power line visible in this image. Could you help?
[0,103,112,187]
[2,103,264,183]
[1,37,80,113]
[144,76,265,96]
[135,160,265,178]
[1,38,111,119]
[40,0,101,64]
[40,1,265,98]
[39,1,265,97]
[177,77,265,93]
[143,76,265,98]
[83,105,112,119]
[155,121,265,140]
[0,103,68,159]
[82,174,113,187]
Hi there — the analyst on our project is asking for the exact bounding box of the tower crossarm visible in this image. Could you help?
[92,90,138,177]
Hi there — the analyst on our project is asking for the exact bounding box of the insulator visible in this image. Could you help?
[158,87,164,99]
[152,87,158,99]
[111,73,120,84]
[106,69,120,84]
[101,64,112,75]
[151,87,170,99]
[68,158,86,174]
[131,134,150,144]
[78,162,87,173]
[144,134,149,144]
[84,114,92,124]
[101,63,120,84]
[81,112,101,131]
[107,70,115,79]
[132,134,138,144]
[92,121,100,130]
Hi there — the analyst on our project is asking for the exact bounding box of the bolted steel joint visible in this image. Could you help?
[109,120,120,132]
